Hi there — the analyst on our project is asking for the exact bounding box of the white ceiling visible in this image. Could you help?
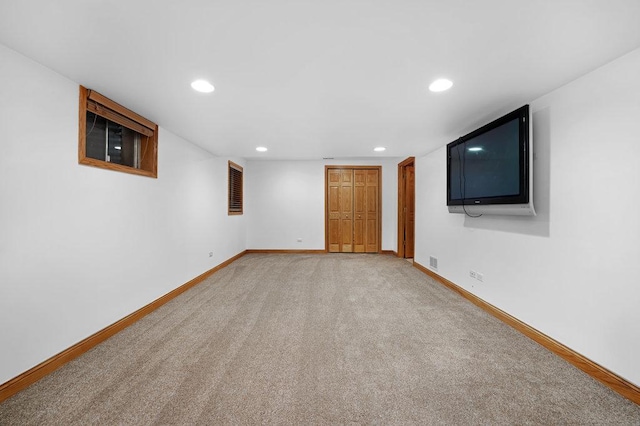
[1,1,640,160]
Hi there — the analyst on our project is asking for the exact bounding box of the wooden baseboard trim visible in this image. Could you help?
[412,261,640,405]
[245,249,327,254]
[246,250,393,255]
[0,250,248,404]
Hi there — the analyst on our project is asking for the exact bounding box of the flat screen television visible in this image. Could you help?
[447,105,535,216]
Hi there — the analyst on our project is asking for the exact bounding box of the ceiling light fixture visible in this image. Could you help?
[374,147,386,152]
[256,147,268,152]
[429,78,453,92]
[191,79,215,93]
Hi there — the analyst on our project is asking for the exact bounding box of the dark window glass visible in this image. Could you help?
[86,112,142,168]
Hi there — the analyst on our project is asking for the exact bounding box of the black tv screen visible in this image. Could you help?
[447,105,533,215]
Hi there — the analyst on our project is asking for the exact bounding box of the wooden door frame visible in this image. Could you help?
[397,157,415,258]
[325,165,382,253]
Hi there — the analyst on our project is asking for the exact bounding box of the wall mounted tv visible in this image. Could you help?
[447,105,535,216]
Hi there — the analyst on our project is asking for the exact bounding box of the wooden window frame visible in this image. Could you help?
[78,85,158,178]
[228,161,243,215]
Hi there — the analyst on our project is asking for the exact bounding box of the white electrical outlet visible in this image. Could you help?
[469,270,476,279]
[297,238,303,242]
[209,252,213,257]
[477,273,483,282]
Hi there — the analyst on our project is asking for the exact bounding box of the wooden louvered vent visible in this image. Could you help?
[228,161,243,215]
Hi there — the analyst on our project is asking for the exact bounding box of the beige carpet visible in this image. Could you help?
[1,253,638,424]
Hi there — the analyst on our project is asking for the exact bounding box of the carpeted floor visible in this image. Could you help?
[1,253,638,424]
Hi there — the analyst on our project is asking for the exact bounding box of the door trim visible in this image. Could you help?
[397,157,415,258]
[325,165,382,253]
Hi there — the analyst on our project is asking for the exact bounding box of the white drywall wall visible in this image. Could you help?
[245,159,400,251]
[415,48,640,386]
[0,44,246,385]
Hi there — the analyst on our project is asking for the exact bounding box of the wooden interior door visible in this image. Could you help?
[398,157,415,258]
[327,169,342,252]
[327,168,354,253]
[365,169,379,253]
[353,170,366,253]
[326,166,380,253]
[404,165,415,258]
[339,169,354,252]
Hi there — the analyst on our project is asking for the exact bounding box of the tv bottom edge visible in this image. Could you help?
[447,203,536,216]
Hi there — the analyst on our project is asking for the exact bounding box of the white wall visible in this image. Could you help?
[7,30,637,393]
[246,159,400,251]
[0,44,246,385]
[415,48,640,386]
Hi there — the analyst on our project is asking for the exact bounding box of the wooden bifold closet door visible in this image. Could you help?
[326,167,380,253]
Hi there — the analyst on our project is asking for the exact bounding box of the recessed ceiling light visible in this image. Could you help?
[374,147,386,152]
[429,78,453,92]
[256,147,268,152]
[191,79,215,93]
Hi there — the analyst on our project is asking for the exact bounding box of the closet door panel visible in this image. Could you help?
[353,170,366,252]
[326,167,379,253]
[327,169,342,252]
[365,169,379,253]
[340,169,353,252]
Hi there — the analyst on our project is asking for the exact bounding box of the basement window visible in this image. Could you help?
[228,161,243,215]
[78,85,158,178]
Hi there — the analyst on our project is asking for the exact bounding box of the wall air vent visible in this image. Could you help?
[429,256,438,270]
